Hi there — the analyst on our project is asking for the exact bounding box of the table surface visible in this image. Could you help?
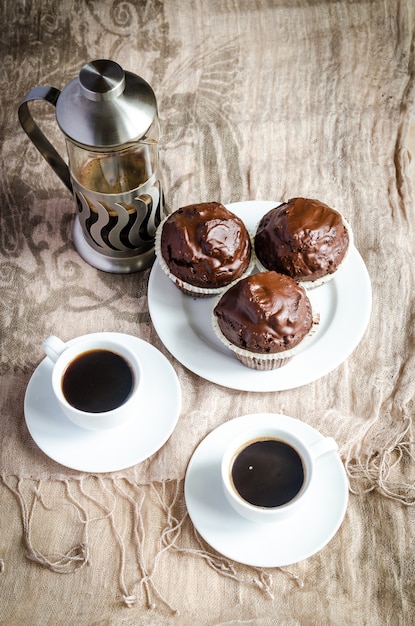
[1,1,415,624]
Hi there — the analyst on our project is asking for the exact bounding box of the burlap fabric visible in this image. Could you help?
[1,0,415,623]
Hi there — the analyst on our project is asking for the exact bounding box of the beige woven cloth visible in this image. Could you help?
[1,0,415,623]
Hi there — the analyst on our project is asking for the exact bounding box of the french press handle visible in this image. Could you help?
[18,86,72,192]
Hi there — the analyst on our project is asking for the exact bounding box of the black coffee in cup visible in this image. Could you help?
[230,438,305,508]
[62,349,135,413]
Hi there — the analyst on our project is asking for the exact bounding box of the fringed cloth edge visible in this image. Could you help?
[343,411,415,505]
[1,430,414,611]
[0,475,303,612]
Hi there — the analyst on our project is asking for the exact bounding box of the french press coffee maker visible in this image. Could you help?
[18,59,164,273]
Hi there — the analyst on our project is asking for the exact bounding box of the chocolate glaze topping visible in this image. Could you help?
[160,202,251,288]
[254,197,349,281]
[213,271,313,354]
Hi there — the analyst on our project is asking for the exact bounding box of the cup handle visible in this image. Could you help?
[309,436,338,460]
[43,335,67,363]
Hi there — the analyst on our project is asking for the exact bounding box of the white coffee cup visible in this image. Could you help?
[43,334,142,431]
[221,425,338,523]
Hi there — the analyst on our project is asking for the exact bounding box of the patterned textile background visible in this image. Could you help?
[0,0,415,623]
[1,0,414,488]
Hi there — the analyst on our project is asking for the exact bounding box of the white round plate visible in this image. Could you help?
[148,200,372,392]
[184,413,349,567]
[24,333,182,473]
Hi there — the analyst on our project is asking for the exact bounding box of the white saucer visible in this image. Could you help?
[184,413,348,568]
[24,333,182,473]
[148,201,372,392]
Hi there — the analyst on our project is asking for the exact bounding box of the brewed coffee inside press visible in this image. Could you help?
[78,152,150,194]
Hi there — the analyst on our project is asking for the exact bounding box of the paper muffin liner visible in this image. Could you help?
[254,211,354,290]
[212,305,320,371]
[155,214,256,298]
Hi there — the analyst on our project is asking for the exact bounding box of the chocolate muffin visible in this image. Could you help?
[156,202,253,297]
[254,198,352,287]
[212,271,318,370]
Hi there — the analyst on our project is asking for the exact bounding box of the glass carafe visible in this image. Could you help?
[18,59,165,273]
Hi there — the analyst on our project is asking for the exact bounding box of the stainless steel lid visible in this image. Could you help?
[55,60,157,148]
